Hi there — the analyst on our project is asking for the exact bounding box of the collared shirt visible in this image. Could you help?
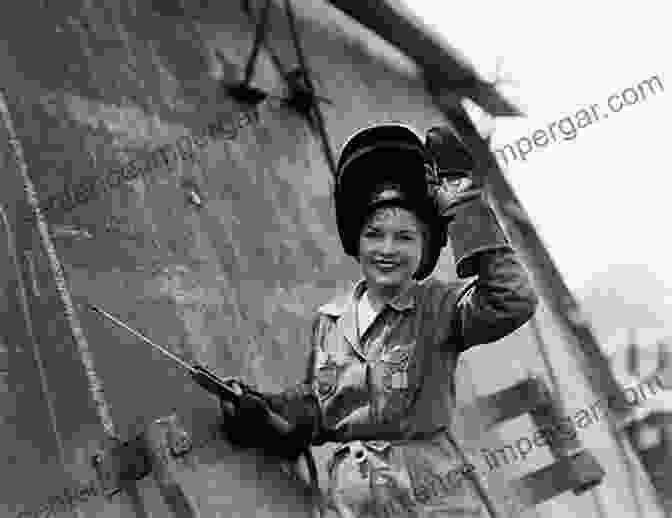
[308,248,537,443]
[305,248,538,516]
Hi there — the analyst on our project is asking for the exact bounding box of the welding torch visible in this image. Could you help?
[85,303,293,436]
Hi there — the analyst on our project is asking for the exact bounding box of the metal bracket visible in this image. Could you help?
[161,413,194,458]
[91,412,194,496]
[142,413,201,517]
[91,413,197,517]
[91,436,152,499]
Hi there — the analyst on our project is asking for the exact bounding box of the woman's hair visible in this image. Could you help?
[360,204,429,238]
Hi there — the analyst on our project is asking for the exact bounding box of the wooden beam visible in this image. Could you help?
[530,400,584,457]
[511,450,605,507]
[460,377,552,430]
[326,0,522,117]
[432,100,630,416]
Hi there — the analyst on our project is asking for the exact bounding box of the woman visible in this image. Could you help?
[194,123,538,517]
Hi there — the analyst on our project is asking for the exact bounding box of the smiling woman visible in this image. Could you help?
[215,122,538,518]
[357,202,427,312]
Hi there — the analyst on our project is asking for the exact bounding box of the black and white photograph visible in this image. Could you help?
[0,1,669,517]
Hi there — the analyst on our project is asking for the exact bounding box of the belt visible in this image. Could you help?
[319,423,448,445]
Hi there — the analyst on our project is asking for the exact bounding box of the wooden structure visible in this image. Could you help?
[0,1,665,517]
[609,327,672,516]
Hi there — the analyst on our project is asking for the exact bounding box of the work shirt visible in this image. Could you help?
[306,247,538,517]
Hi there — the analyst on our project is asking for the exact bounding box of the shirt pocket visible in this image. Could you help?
[314,349,345,400]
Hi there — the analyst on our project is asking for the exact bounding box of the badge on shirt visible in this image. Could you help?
[381,346,411,391]
[316,353,340,398]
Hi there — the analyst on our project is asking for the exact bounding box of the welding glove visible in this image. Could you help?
[193,370,321,460]
[425,125,484,222]
[254,384,322,459]
[425,125,511,278]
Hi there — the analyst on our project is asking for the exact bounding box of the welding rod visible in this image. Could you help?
[85,303,294,435]
[86,303,239,396]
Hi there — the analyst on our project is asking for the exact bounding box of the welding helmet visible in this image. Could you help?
[334,123,448,280]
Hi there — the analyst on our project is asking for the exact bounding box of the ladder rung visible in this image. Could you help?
[510,450,605,508]
[529,401,583,455]
[462,377,552,430]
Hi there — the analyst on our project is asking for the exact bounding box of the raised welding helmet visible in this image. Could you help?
[334,123,473,280]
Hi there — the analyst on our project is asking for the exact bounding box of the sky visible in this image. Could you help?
[403,1,671,299]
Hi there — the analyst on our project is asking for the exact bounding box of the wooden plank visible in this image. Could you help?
[326,0,522,116]
[510,451,605,508]
[529,400,583,457]
[461,377,552,430]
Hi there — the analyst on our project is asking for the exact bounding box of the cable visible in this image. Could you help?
[241,2,290,86]
[0,204,86,518]
[1,73,154,518]
[240,0,337,178]
[243,0,272,86]
[282,0,336,177]
[0,87,117,439]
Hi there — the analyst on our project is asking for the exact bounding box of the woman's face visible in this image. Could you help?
[358,206,425,292]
